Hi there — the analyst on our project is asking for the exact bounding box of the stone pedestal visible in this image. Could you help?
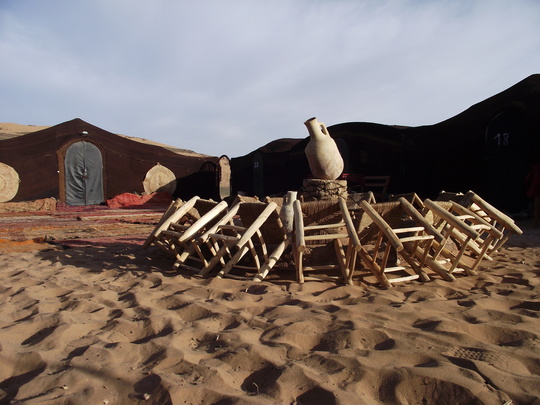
[301,179,347,201]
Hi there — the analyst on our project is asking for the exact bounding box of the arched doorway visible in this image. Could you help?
[217,155,231,200]
[483,109,530,212]
[252,152,264,198]
[64,141,104,205]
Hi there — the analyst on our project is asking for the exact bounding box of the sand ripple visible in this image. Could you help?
[0,225,539,404]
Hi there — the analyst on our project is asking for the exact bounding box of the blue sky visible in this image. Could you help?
[1,0,539,157]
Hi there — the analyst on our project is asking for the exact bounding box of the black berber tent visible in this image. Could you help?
[230,74,540,213]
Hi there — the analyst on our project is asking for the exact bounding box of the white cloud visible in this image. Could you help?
[1,0,539,156]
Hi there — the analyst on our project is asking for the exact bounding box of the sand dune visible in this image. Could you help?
[0,123,50,140]
[0,219,539,404]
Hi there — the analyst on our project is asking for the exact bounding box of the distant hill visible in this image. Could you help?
[0,123,50,140]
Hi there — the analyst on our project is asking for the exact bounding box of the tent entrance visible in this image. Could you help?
[64,141,104,205]
[483,110,529,212]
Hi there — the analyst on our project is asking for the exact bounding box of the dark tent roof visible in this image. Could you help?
[399,74,540,210]
[231,74,540,212]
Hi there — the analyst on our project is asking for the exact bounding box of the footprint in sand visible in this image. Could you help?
[311,286,351,302]
[379,369,486,405]
[295,385,339,405]
[412,318,442,331]
[444,345,533,376]
[12,307,39,323]
[99,317,148,343]
[373,338,396,351]
[241,364,283,396]
[156,295,191,311]
[189,332,231,354]
[117,291,139,308]
[511,300,540,318]
[132,322,174,345]
[0,352,47,402]
[175,303,213,322]
[501,272,532,286]
[59,297,103,313]
[350,328,396,351]
[303,352,365,381]
[131,374,173,404]
[245,362,336,402]
[21,319,60,346]
[445,346,498,363]
[464,323,538,346]
[457,299,476,308]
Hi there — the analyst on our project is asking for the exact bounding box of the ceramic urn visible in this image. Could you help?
[279,190,297,233]
[304,117,344,180]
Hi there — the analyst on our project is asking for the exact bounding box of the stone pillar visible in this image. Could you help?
[301,179,347,201]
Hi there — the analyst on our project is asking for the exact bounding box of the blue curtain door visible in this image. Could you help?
[64,141,104,205]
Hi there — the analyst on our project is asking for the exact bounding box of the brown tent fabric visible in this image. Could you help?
[0,118,219,203]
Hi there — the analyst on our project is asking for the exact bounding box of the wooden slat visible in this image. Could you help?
[340,197,361,252]
[177,201,228,243]
[383,266,407,273]
[399,197,444,243]
[424,199,480,239]
[467,192,523,234]
[359,200,403,251]
[304,233,348,241]
[388,274,420,283]
[400,235,434,243]
[294,199,306,251]
[304,223,345,231]
[393,226,425,234]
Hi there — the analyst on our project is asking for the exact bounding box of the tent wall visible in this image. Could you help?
[230,139,310,198]
[0,118,217,203]
[230,74,540,212]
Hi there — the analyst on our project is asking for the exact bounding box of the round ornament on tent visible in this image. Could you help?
[143,163,177,195]
[0,162,20,202]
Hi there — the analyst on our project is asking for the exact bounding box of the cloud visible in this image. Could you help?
[1,0,539,156]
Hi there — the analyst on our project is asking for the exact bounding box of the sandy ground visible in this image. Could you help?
[0,208,539,404]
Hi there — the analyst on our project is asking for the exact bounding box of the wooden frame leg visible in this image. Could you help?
[217,244,250,278]
[253,240,290,282]
[333,239,349,284]
[296,250,305,283]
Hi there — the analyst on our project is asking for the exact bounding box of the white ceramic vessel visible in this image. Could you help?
[304,117,344,180]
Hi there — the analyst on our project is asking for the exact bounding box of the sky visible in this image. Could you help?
[1,0,539,158]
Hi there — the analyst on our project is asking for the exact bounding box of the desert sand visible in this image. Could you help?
[0,206,539,404]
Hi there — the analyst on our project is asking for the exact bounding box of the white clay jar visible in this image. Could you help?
[304,117,344,180]
[279,190,297,233]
